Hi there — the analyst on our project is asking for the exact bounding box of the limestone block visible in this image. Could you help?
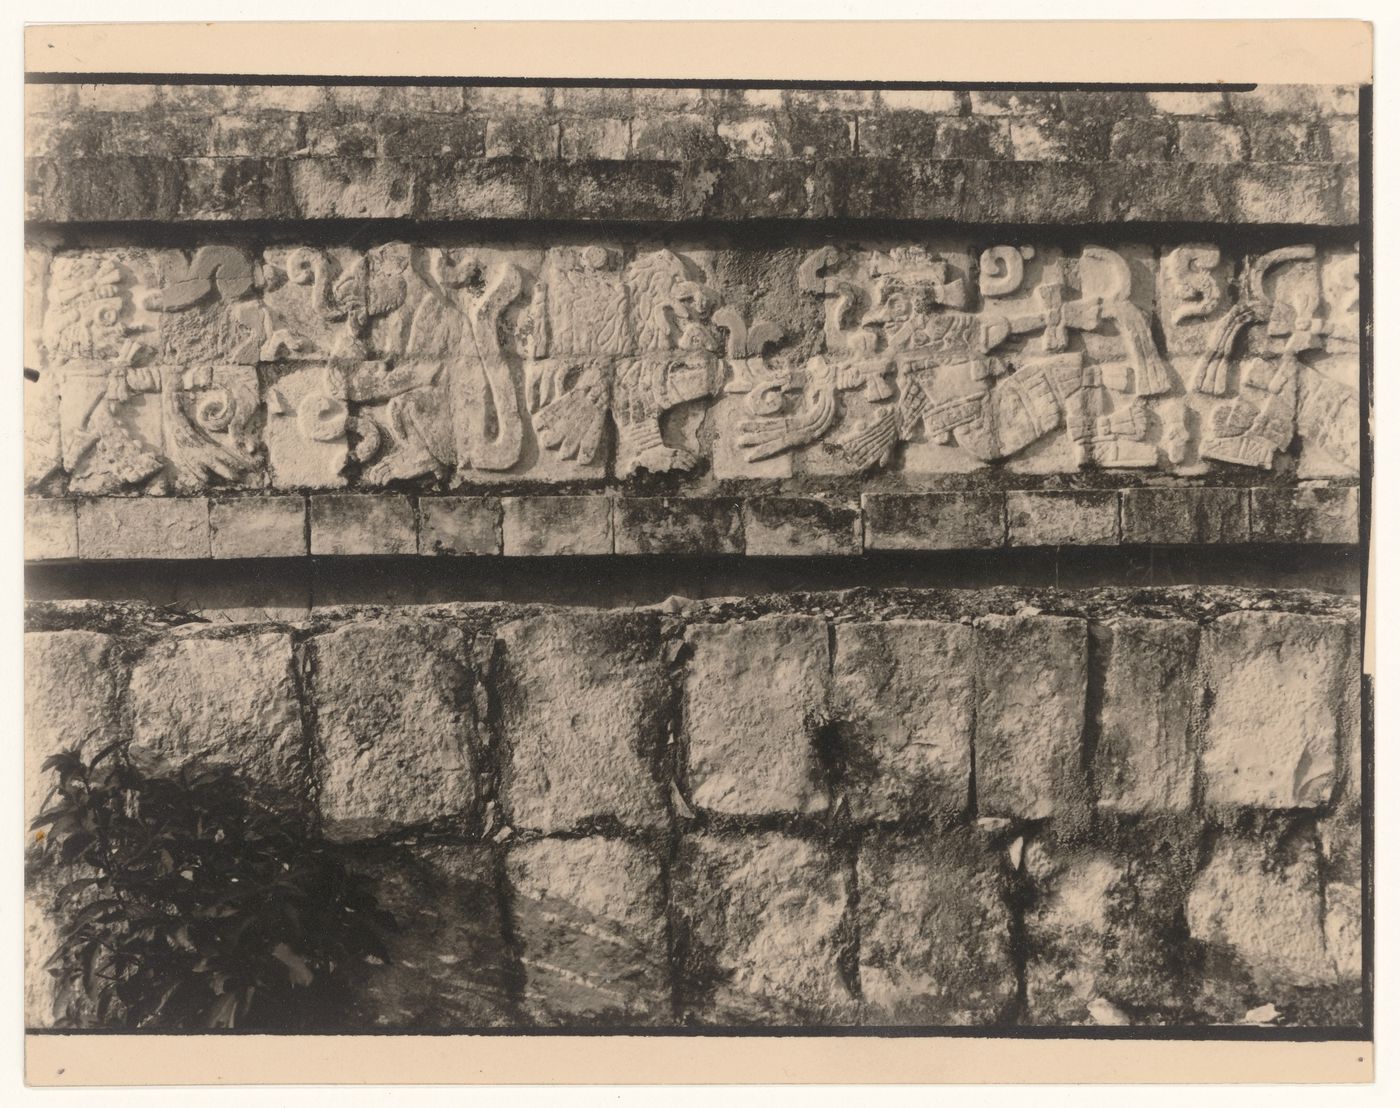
[497,611,669,833]
[507,837,671,1025]
[1187,830,1335,1012]
[128,630,305,799]
[1318,807,1363,985]
[1120,487,1249,545]
[501,496,612,556]
[614,498,743,556]
[339,844,515,1029]
[674,832,857,1024]
[23,371,62,494]
[309,494,415,556]
[831,621,974,823]
[742,498,861,556]
[683,616,830,817]
[419,497,501,556]
[210,496,307,558]
[310,620,477,840]
[1006,490,1119,547]
[24,499,78,561]
[1023,824,1201,1024]
[857,830,1017,1025]
[263,364,349,488]
[24,631,126,827]
[1201,611,1348,809]
[1093,619,1200,814]
[974,615,1089,822]
[76,498,210,560]
[862,493,1005,551]
[289,158,416,219]
[1251,487,1359,544]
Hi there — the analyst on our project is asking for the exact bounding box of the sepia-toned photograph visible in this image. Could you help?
[17,17,1373,1088]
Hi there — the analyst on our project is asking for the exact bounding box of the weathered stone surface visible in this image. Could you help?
[831,620,974,823]
[863,493,1005,551]
[24,630,126,825]
[128,630,305,797]
[339,844,514,1029]
[1093,619,1200,814]
[1201,612,1347,810]
[1251,487,1360,544]
[742,497,860,556]
[310,620,477,840]
[683,616,830,817]
[1120,487,1249,545]
[674,832,858,1024]
[1007,490,1119,546]
[1318,807,1363,986]
[974,615,1089,822]
[501,496,612,556]
[1024,823,1202,1024]
[858,829,1017,1024]
[614,498,743,556]
[507,837,671,1025]
[210,496,307,558]
[24,499,78,561]
[497,611,668,833]
[1187,828,1336,1016]
[76,499,210,560]
[419,497,501,556]
[310,495,415,556]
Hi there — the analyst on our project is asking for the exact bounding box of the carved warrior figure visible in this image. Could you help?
[1188,245,1359,471]
[732,244,1172,471]
[526,246,732,477]
[44,249,263,494]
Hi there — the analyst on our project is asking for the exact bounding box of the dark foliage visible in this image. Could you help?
[29,741,395,1030]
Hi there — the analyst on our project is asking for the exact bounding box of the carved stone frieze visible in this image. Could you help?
[28,237,1361,495]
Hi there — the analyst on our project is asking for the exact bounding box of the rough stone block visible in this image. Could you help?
[831,621,974,823]
[614,498,742,556]
[310,620,477,840]
[1176,120,1247,163]
[128,630,305,797]
[24,631,126,826]
[1024,824,1202,1024]
[497,611,669,833]
[631,114,724,161]
[560,117,631,161]
[309,495,415,556]
[210,496,307,558]
[1147,91,1226,116]
[507,837,671,1025]
[1007,490,1119,547]
[742,498,860,556]
[339,844,514,1029]
[289,158,416,219]
[974,615,1089,822]
[877,89,960,113]
[1201,611,1348,810]
[1093,619,1200,814]
[501,496,612,556]
[1319,807,1363,985]
[418,497,501,556]
[77,498,210,560]
[1187,830,1335,1011]
[683,616,830,817]
[674,832,857,1024]
[857,830,1017,1025]
[1250,487,1359,544]
[862,493,1005,551]
[24,499,78,561]
[1120,487,1249,545]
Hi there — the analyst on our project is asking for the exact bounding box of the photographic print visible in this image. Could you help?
[19,19,1372,1086]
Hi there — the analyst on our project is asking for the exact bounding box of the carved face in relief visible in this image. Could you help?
[43,258,140,362]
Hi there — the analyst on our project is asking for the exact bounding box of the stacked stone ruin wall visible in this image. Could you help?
[23,80,1368,1031]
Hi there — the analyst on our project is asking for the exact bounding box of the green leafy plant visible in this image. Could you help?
[29,741,395,1029]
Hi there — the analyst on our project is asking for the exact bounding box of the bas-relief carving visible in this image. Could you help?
[30,238,1362,495]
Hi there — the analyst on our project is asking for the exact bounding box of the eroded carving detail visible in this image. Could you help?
[31,238,1362,492]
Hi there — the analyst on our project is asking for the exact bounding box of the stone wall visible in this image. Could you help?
[24,590,1362,1029]
[24,80,1368,1034]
